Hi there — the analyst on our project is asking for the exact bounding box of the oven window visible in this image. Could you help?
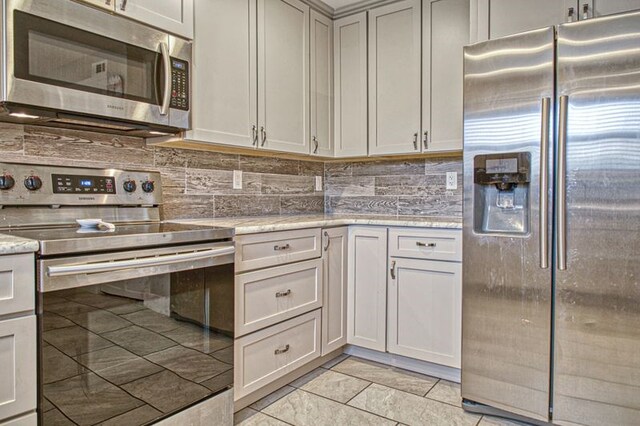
[14,11,161,105]
[39,264,233,425]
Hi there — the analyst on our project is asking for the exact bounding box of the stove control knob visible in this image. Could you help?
[141,180,155,193]
[123,179,137,193]
[24,175,42,191]
[0,174,15,190]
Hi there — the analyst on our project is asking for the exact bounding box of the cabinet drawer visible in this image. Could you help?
[235,229,321,272]
[236,259,323,337]
[0,255,35,317]
[234,310,321,400]
[388,228,462,262]
[0,315,37,421]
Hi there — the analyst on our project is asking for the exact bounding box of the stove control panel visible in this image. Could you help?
[0,163,163,206]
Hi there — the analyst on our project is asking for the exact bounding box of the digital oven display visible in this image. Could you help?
[52,174,116,194]
[79,179,93,187]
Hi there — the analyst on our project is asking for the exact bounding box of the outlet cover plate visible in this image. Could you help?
[233,170,243,189]
[315,176,323,191]
[446,172,457,190]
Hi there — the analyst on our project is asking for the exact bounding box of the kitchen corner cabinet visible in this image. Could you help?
[582,0,640,18]
[333,12,368,158]
[116,0,194,39]
[258,0,310,154]
[368,0,422,156]
[310,11,334,157]
[387,258,462,368]
[321,228,348,355]
[422,0,469,152]
[347,227,387,351]
[187,0,257,148]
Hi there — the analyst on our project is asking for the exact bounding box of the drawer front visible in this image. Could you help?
[234,310,321,400]
[236,259,323,337]
[0,255,35,317]
[388,228,462,262]
[0,315,37,421]
[236,229,321,272]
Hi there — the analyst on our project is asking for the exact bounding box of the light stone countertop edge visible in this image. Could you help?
[170,215,462,235]
[0,234,40,255]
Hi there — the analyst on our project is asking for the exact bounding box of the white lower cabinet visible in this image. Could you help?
[321,228,348,355]
[387,258,461,368]
[346,227,387,351]
[234,310,321,400]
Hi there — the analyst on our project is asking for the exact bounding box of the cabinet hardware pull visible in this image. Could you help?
[423,131,429,149]
[261,127,267,146]
[582,3,589,19]
[273,244,291,251]
[120,0,127,11]
[274,344,290,355]
[416,242,436,248]
[567,7,575,22]
[105,0,111,5]
[313,136,319,154]
[252,125,258,146]
[390,260,396,279]
[323,231,330,251]
[413,132,418,150]
[275,289,292,298]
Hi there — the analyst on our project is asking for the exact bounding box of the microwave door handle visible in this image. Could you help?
[47,246,235,277]
[159,42,171,116]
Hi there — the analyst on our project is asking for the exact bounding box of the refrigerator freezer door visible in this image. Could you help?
[461,27,555,422]
[554,12,640,426]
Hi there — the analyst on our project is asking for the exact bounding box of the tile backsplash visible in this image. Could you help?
[0,123,462,220]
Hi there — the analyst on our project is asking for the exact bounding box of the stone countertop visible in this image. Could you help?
[171,214,462,235]
[0,233,40,255]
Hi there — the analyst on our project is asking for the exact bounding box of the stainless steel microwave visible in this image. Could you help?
[0,0,191,136]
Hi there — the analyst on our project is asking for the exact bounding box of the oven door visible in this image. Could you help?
[38,241,234,425]
[3,0,190,130]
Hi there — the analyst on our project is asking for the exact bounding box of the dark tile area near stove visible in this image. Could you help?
[41,289,233,425]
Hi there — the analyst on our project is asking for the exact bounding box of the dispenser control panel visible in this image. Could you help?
[474,152,530,190]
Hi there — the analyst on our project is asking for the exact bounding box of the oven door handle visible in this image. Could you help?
[47,246,235,277]
[159,41,172,116]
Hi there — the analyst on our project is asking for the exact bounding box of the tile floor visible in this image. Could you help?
[235,355,527,426]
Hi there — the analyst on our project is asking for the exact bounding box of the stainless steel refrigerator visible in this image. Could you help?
[461,10,640,426]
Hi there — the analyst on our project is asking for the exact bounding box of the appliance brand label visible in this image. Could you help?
[107,105,125,111]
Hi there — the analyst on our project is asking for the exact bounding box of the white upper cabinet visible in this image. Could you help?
[116,0,194,39]
[310,11,334,157]
[333,12,368,158]
[76,0,115,11]
[422,0,469,152]
[581,0,640,18]
[471,0,575,42]
[186,0,257,148]
[258,0,310,154]
[368,0,422,156]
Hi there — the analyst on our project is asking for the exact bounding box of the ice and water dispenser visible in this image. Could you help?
[473,152,531,234]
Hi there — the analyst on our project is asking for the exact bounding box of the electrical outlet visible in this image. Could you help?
[233,170,243,189]
[446,172,457,190]
[315,176,323,192]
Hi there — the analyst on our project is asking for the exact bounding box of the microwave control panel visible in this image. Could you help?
[170,58,189,111]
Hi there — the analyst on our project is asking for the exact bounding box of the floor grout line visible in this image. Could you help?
[344,381,373,405]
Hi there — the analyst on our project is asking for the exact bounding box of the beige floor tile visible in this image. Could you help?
[250,385,296,411]
[235,408,289,426]
[426,380,462,407]
[300,370,370,403]
[263,389,396,426]
[479,415,531,425]
[348,383,481,426]
[332,357,437,396]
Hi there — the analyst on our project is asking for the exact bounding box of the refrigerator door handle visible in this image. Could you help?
[557,95,569,270]
[539,97,551,269]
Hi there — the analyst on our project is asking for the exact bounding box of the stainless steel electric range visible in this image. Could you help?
[0,162,235,425]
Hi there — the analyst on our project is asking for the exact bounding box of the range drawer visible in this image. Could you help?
[235,229,321,272]
[234,310,321,400]
[0,254,35,317]
[388,228,462,262]
[236,259,323,337]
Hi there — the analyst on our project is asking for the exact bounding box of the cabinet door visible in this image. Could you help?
[422,0,469,152]
[321,227,348,355]
[582,0,640,19]
[388,258,461,368]
[347,226,387,351]
[258,0,310,154]
[186,0,257,148]
[116,0,194,39]
[310,11,334,157]
[333,12,368,158]
[472,0,575,42]
[368,0,422,155]
[76,0,115,11]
